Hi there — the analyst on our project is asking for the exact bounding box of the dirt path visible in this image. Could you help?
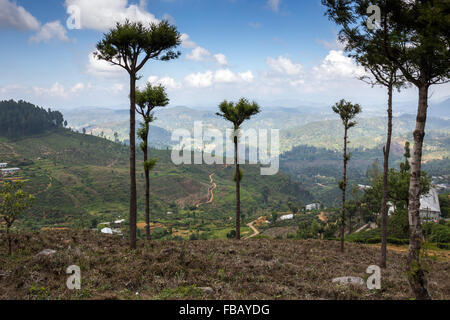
[196,165,229,208]
[243,218,262,240]
[196,172,217,208]
[369,244,450,262]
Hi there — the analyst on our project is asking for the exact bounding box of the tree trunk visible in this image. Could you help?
[234,135,240,240]
[340,127,348,253]
[380,83,393,268]
[129,73,137,249]
[407,85,431,300]
[144,139,150,241]
[6,223,11,256]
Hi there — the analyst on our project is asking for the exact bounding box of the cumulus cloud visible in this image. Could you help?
[70,82,85,93]
[186,46,211,62]
[148,75,182,90]
[180,33,196,49]
[64,0,158,31]
[313,50,365,80]
[86,52,124,77]
[266,56,303,76]
[214,53,229,66]
[185,69,254,88]
[0,0,40,31]
[33,82,67,97]
[184,71,214,88]
[29,21,69,43]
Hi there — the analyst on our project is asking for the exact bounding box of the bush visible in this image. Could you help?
[436,242,450,250]
[429,224,450,243]
[226,230,236,239]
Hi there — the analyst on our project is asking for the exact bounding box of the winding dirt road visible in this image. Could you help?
[196,172,217,208]
[243,218,262,240]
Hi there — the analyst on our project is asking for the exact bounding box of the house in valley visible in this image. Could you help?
[419,188,441,221]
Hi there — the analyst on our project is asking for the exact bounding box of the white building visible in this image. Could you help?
[306,203,321,211]
[386,187,442,221]
[1,168,20,176]
[279,214,294,221]
[0,163,7,168]
[419,188,441,221]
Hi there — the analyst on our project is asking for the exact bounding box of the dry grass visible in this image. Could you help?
[0,230,448,300]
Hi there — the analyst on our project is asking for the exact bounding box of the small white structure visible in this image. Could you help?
[279,214,294,221]
[306,203,321,211]
[420,188,441,221]
[114,219,125,224]
[358,184,372,191]
[1,168,20,176]
[101,227,113,234]
[0,163,7,168]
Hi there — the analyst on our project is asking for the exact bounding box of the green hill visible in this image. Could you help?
[0,128,312,235]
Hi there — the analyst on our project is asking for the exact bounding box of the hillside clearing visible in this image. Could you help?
[0,230,448,300]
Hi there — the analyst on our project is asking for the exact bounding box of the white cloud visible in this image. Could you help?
[70,82,85,93]
[185,69,254,88]
[266,56,303,76]
[30,21,69,43]
[186,46,211,62]
[238,71,254,82]
[313,50,365,80]
[180,33,196,49]
[214,69,236,83]
[147,75,182,90]
[87,52,124,77]
[33,82,67,97]
[0,0,40,31]
[214,53,229,66]
[267,0,281,12]
[64,0,158,31]
[184,71,214,88]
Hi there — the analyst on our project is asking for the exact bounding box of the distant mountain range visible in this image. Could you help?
[64,100,449,160]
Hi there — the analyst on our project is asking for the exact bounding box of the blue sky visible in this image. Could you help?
[0,0,449,110]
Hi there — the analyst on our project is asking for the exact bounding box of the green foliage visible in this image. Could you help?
[388,209,409,239]
[332,99,362,131]
[144,158,157,172]
[226,230,236,239]
[216,98,261,131]
[0,100,64,138]
[423,223,450,244]
[233,168,243,182]
[438,193,449,219]
[95,20,181,73]
[136,83,169,114]
[0,181,34,227]
[363,142,431,212]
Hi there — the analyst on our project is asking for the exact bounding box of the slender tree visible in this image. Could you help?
[321,0,407,266]
[322,0,449,300]
[95,20,180,249]
[0,181,34,255]
[136,83,169,240]
[216,98,260,240]
[332,99,362,253]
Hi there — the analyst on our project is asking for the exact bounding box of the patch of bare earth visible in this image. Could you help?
[0,230,448,300]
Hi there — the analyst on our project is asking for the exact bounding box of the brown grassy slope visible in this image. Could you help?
[0,230,448,300]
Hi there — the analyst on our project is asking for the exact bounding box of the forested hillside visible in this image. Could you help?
[0,100,65,138]
[0,128,312,234]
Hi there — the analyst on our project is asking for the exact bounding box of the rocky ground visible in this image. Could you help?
[0,230,448,300]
